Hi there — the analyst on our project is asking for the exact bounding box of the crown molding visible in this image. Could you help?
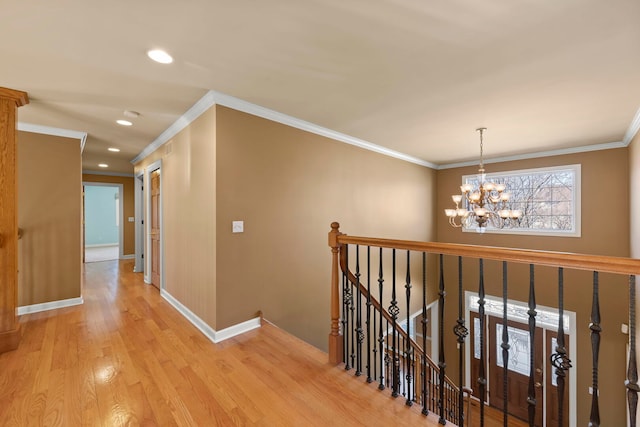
[18,122,88,151]
[82,169,134,177]
[209,91,438,169]
[130,91,216,164]
[131,90,437,169]
[437,140,627,170]
[623,107,640,146]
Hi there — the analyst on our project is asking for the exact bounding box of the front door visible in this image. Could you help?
[488,316,544,425]
[150,169,160,288]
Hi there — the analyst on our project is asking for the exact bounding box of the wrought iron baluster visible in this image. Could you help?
[390,249,400,397]
[355,245,362,376]
[366,246,372,383]
[478,258,487,427]
[438,254,447,425]
[378,248,385,390]
[405,251,413,406]
[627,275,639,426]
[551,267,572,427]
[343,244,351,370]
[527,264,538,426]
[454,256,468,426]
[349,247,356,371]
[385,317,390,389]
[589,271,601,426]
[422,252,429,416]
[501,261,510,427]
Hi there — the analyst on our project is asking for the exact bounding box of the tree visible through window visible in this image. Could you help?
[463,165,580,236]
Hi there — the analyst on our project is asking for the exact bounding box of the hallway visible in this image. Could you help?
[0,260,446,426]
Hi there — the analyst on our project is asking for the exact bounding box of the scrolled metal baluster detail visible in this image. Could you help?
[438,254,447,425]
[422,252,429,416]
[550,267,572,427]
[405,251,413,406]
[453,256,468,426]
[390,249,400,398]
[343,245,351,370]
[588,271,601,427]
[478,258,487,427]
[355,245,363,376]
[627,275,639,426]
[378,247,385,390]
[527,264,538,426]
[501,261,510,427]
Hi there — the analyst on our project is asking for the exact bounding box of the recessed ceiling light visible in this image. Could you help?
[98,163,109,168]
[147,49,173,64]
[124,110,140,118]
[108,147,120,152]
[116,119,132,126]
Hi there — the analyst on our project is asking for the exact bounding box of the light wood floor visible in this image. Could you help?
[1,260,528,426]
[1,260,451,426]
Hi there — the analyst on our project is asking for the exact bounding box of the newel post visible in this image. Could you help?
[328,222,344,365]
[0,87,29,354]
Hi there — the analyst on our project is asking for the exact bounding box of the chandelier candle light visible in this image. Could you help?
[445,128,522,233]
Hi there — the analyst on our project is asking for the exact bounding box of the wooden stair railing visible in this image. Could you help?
[328,222,640,427]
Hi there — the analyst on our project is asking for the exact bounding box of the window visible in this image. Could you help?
[462,164,581,236]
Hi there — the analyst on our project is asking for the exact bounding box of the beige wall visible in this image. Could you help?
[215,106,436,349]
[134,104,436,349]
[17,131,82,306]
[134,108,218,328]
[437,148,629,426]
[82,174,135,256]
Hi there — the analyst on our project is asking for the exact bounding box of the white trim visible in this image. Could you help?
[131,91,640,170]
[209,91,437,169]
[131,90,437,169]
[134,172,144,273]
[131,92,216,164]
[18,297,84,315]
[439,141,626,170]
[18,122,88,149]
[623,107,640,146]
[161,290,261,343]
[121,254,135,260]
[83,170,134,178]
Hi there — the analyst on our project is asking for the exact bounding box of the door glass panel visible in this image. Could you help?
[495,323,531,376]
[474,317,481,359]
[551,336,557,386]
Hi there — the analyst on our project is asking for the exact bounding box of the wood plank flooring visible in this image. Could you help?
[1,260,530,426]
[1,260,450,426]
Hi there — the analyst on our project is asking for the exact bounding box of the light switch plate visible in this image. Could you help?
[128,217,135,222]
[232,221,244,233]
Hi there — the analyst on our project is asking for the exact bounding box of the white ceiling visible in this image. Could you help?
[2,0,639,174]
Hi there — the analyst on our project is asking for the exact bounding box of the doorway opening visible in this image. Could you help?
[83,183,123,263]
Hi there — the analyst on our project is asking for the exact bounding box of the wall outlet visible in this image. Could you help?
[232,221,244,233]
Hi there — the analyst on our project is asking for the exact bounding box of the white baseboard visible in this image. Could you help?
[18,297,84,315]
[160,290,261,343]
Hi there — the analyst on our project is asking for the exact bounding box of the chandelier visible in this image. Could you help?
[444,128,522,232]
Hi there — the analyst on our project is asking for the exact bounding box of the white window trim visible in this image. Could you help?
[462,164,581,237]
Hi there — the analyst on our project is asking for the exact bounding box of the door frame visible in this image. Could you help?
[82,182,124,260]
[133,171,144,273]
[463,291,577,427]
[143,160,163,289]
